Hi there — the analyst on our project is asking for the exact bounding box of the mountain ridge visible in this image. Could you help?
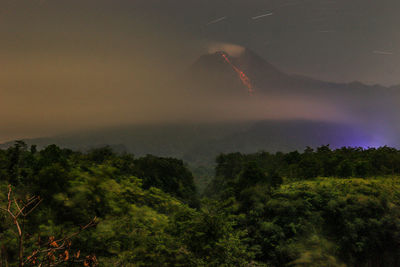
[187,47,398,96]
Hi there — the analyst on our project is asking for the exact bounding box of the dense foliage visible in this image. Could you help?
[0,142,252,266]
[1,142,400,266]
[207,147,400,266]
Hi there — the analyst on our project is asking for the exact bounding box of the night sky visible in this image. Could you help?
[1,0,399,141]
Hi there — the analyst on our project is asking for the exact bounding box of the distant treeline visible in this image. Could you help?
[0,142,399,266]
[215,145,400,181]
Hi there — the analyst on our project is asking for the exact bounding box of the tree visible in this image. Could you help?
[336,160,353,178]
[237,162,266,190]
[6,141,29,186]
[132,155,198,207]
[354,160,369,177]
[0,185,97,267]
[267,170,283,188]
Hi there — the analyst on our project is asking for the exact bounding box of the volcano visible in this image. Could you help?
[186,47,398,99]
[186,48,289,95]
[184,47,398,127]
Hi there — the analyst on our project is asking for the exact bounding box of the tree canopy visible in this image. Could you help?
[1,142,400,266]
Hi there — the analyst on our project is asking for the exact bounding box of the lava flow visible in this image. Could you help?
[220,52,255,95]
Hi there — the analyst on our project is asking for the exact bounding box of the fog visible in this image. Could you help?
[1,0,399,143]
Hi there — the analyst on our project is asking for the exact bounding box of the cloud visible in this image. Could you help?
[207,42,245,57]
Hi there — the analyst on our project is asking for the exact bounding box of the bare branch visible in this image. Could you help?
[23,198,42,217]
[16,196,41,218]
[14,196,23,216]
[14,218,22,236]
[51,217,98,245]
[2,185,97,267]
[0,206,8,213]
[7,184,11,211]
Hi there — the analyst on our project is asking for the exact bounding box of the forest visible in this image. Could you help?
[1,142,400,266]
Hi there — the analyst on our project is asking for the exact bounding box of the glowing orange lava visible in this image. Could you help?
[221,53,254,95]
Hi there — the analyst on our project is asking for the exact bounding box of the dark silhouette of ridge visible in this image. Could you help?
[187,47,398,97]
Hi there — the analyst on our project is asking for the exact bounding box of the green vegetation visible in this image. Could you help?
[0,142,400,266]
